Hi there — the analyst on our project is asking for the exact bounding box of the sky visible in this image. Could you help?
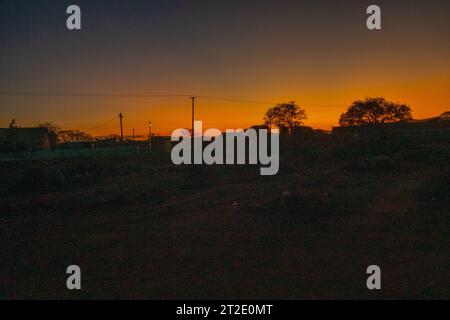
[0,0,449,136]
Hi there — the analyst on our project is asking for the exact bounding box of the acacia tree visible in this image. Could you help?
[58,130,93,142]
[339,97,412,126]
[38,122,92,144]
[264,101,307,133]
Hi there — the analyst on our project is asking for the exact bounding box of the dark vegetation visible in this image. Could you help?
[264,101,307,133]
[339,97,412,126]
[1,126,449,299]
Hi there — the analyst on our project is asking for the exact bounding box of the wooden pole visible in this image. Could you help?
[148,121,152,153]
[119,113,124,143]
[190,97,196,136]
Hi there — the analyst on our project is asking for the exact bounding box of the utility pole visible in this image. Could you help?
[190,96,196,137]
[119,113,124,143]
[189,97,196,162]
[148,121,152,153]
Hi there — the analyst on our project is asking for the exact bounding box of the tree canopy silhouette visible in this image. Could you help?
[38,122,92,143]
[264,101,307,133]
[339,97,412,126]
[58,130,92,142]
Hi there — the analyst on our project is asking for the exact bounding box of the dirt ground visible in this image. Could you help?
[1,137,449,299]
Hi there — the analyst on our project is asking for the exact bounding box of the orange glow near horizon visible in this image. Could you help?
[3,46,448,136]
[2,85,449,138]
[73,73,450,137]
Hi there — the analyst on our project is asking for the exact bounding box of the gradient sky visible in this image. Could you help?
[1,0,449,136]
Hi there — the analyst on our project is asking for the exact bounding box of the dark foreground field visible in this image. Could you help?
[1,133,449,299]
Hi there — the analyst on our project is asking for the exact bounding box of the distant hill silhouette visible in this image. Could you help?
[439,111,450,120]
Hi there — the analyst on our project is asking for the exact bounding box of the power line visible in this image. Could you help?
[0,91,192,98]
[82,116,119,133]
[197,96,348,107]
[0,90,348,107]
[197,95,276,105]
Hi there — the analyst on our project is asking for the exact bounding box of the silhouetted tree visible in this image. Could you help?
[37,122,92,145]
[58,130,92,142]
[264,101,307,134]
[9,119,17,128]
[38,121,61,146]
[339,97,412,126]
